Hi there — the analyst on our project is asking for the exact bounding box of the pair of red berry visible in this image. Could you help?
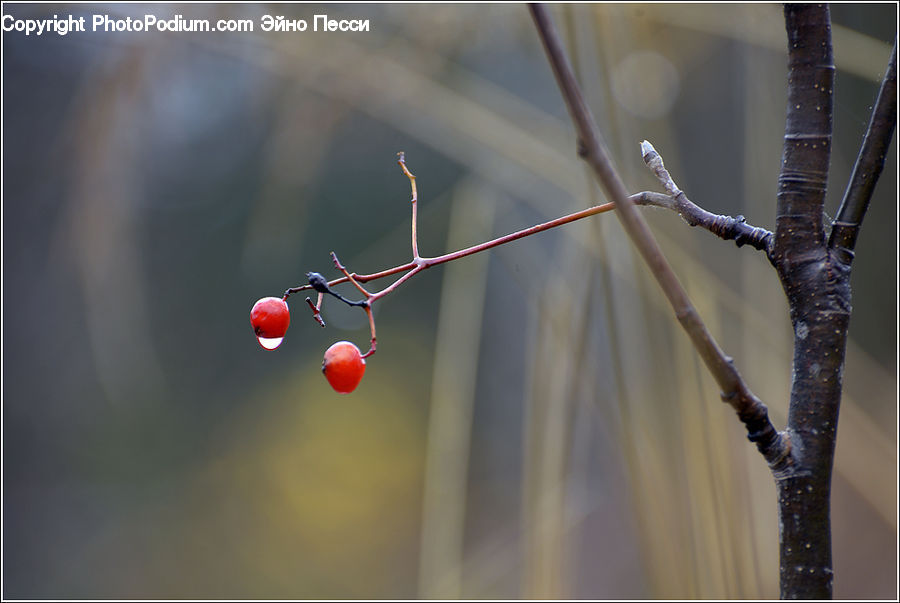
[250,297,366,394]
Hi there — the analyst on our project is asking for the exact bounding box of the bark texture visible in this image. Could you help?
[772,5,847,599]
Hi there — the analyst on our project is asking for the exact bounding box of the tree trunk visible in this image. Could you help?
[772,5,848,598]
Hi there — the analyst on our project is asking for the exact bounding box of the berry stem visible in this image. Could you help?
[283,154,620,363]
[331,251,378,357]
[361,305,377,359]
[285,201,615,299]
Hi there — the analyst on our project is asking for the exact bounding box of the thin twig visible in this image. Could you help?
[331,252,373,298]
[329,253,378,357]
[368,264,424,303]
[529,3,789,468]
[361,305,377,358]
[284,201,619,298]
[284,188,711,303]
[398,152,421,260]
[640,140,773,253]
[305,294,326,327]
[829,39,897,260]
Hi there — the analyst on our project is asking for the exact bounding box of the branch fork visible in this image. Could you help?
[529,3,787,467]
[284,153,625,362]
[638,140,774,254]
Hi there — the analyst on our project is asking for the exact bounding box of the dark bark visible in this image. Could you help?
[829,40,897,260]
[772,5,846,599]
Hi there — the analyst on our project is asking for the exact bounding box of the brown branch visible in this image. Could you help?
[528,3,789,468]
[283,171,629,358]
[284,191,734,301]
[397,152,422,260]
[305,293,326,327]
[640,140,774,254]
[285,201,619,299]
[829,39,897,260]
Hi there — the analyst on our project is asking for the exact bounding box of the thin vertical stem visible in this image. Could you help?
[398,152,420,259]
[361,305,377,358]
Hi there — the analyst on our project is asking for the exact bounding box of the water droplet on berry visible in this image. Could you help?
[257,335,284,350]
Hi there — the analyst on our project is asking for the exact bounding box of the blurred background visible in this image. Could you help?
[3,3,896,599]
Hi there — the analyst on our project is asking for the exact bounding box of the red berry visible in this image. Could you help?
[250,297,290,349]
[322,341,366,393]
